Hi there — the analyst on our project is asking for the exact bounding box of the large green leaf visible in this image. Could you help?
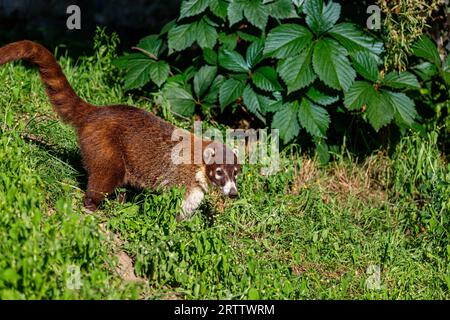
[219,49,249,73]
[306,87,339,106]
[343,81,374,110]
[268,0,297,19]
[164,84,196,116]
[209,0,228,19]
[383,90,418,126]
[312,38,356,91]
[277,47,316,93]
[243,85,268,122]
[149,61,170,87]
[298,98,330,138]
[227,0,244,26]
[412,36,441,66]
[328,23,383,55]
[219,78,245,109]
[252,66,282,91]
[243,0,269,30]
[365,90,394,131]
[272,102,300,143]
[180,0,211,18]
[350,51,379,82]
[122,54,154,90]
[382,71,420,90]
[246,40,264,68]
[194,65,217,98]
[137,35,163,58]
[168,22,197,52]
[196,18,218,49]
[264,24,313,59]
[228,0,269,30]
[304,0,341,35]
[344,81,393,131]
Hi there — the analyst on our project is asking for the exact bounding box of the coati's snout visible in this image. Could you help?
[204,144,241,198]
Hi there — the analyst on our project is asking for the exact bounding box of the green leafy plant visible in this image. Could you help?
[116,0,421,152]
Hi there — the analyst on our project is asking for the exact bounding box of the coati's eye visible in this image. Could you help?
[215,168,224,178]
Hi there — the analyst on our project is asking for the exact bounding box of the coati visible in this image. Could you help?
[0,40,240,220]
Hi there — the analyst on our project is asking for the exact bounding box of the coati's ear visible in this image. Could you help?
[203,147,215,164]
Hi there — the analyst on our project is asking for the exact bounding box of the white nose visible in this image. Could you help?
[223,181,237,196]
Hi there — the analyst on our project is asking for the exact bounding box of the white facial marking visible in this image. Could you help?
[222,180,236,195]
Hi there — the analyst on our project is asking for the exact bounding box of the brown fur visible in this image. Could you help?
[0,40,240,213]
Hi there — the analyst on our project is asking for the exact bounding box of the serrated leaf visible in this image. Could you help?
[272,102,300,143]
[203,48,218,65]
[328,23,383,55]
[168,22,197,52]
[312,38,356,91]
[196,18,218,49]
[304,0,341,34]
[123,56,154,90]
[264,24,313,59]
[252,66,282,91]
[227,0,244,26]
[194,66,217,98]
[298,98,330,138]
[243,85,267,122]
[149,61,170,87]
[365,90,394,131]
[382,71,420,90]
[306,87,339,106]
[164,84,196,116]
[343,81,374,110]
[412,36,441,66]
[219,78,245,109]
[345,81,393,130]
[219,49,249,72]
[243,0,270,30]
[350,51,379,82]
[180,0,211,19]
[246,41,264,68]
[277,47,316,93]
[268,0,297,19]
[383,90,418,126]
[137,35,163,58]
[209,0,228,19]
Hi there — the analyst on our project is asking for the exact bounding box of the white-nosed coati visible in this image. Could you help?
[0,40,240,220]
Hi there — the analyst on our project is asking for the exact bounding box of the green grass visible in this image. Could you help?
[0,39,449,300]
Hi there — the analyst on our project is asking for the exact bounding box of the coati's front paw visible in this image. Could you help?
[177,187,205,222]
[83,197,98,212]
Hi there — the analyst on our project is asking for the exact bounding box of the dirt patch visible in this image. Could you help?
[290,153,390,205]
[98,223,146,283]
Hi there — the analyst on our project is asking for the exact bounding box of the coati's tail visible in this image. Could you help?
[0,40,95,127]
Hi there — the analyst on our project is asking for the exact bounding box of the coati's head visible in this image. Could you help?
[203,142,241,198]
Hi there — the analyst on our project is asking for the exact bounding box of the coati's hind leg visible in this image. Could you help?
[81,137,126,212]
[84,165,125,211]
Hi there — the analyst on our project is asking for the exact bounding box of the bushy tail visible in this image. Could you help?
[0,40,95,127]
